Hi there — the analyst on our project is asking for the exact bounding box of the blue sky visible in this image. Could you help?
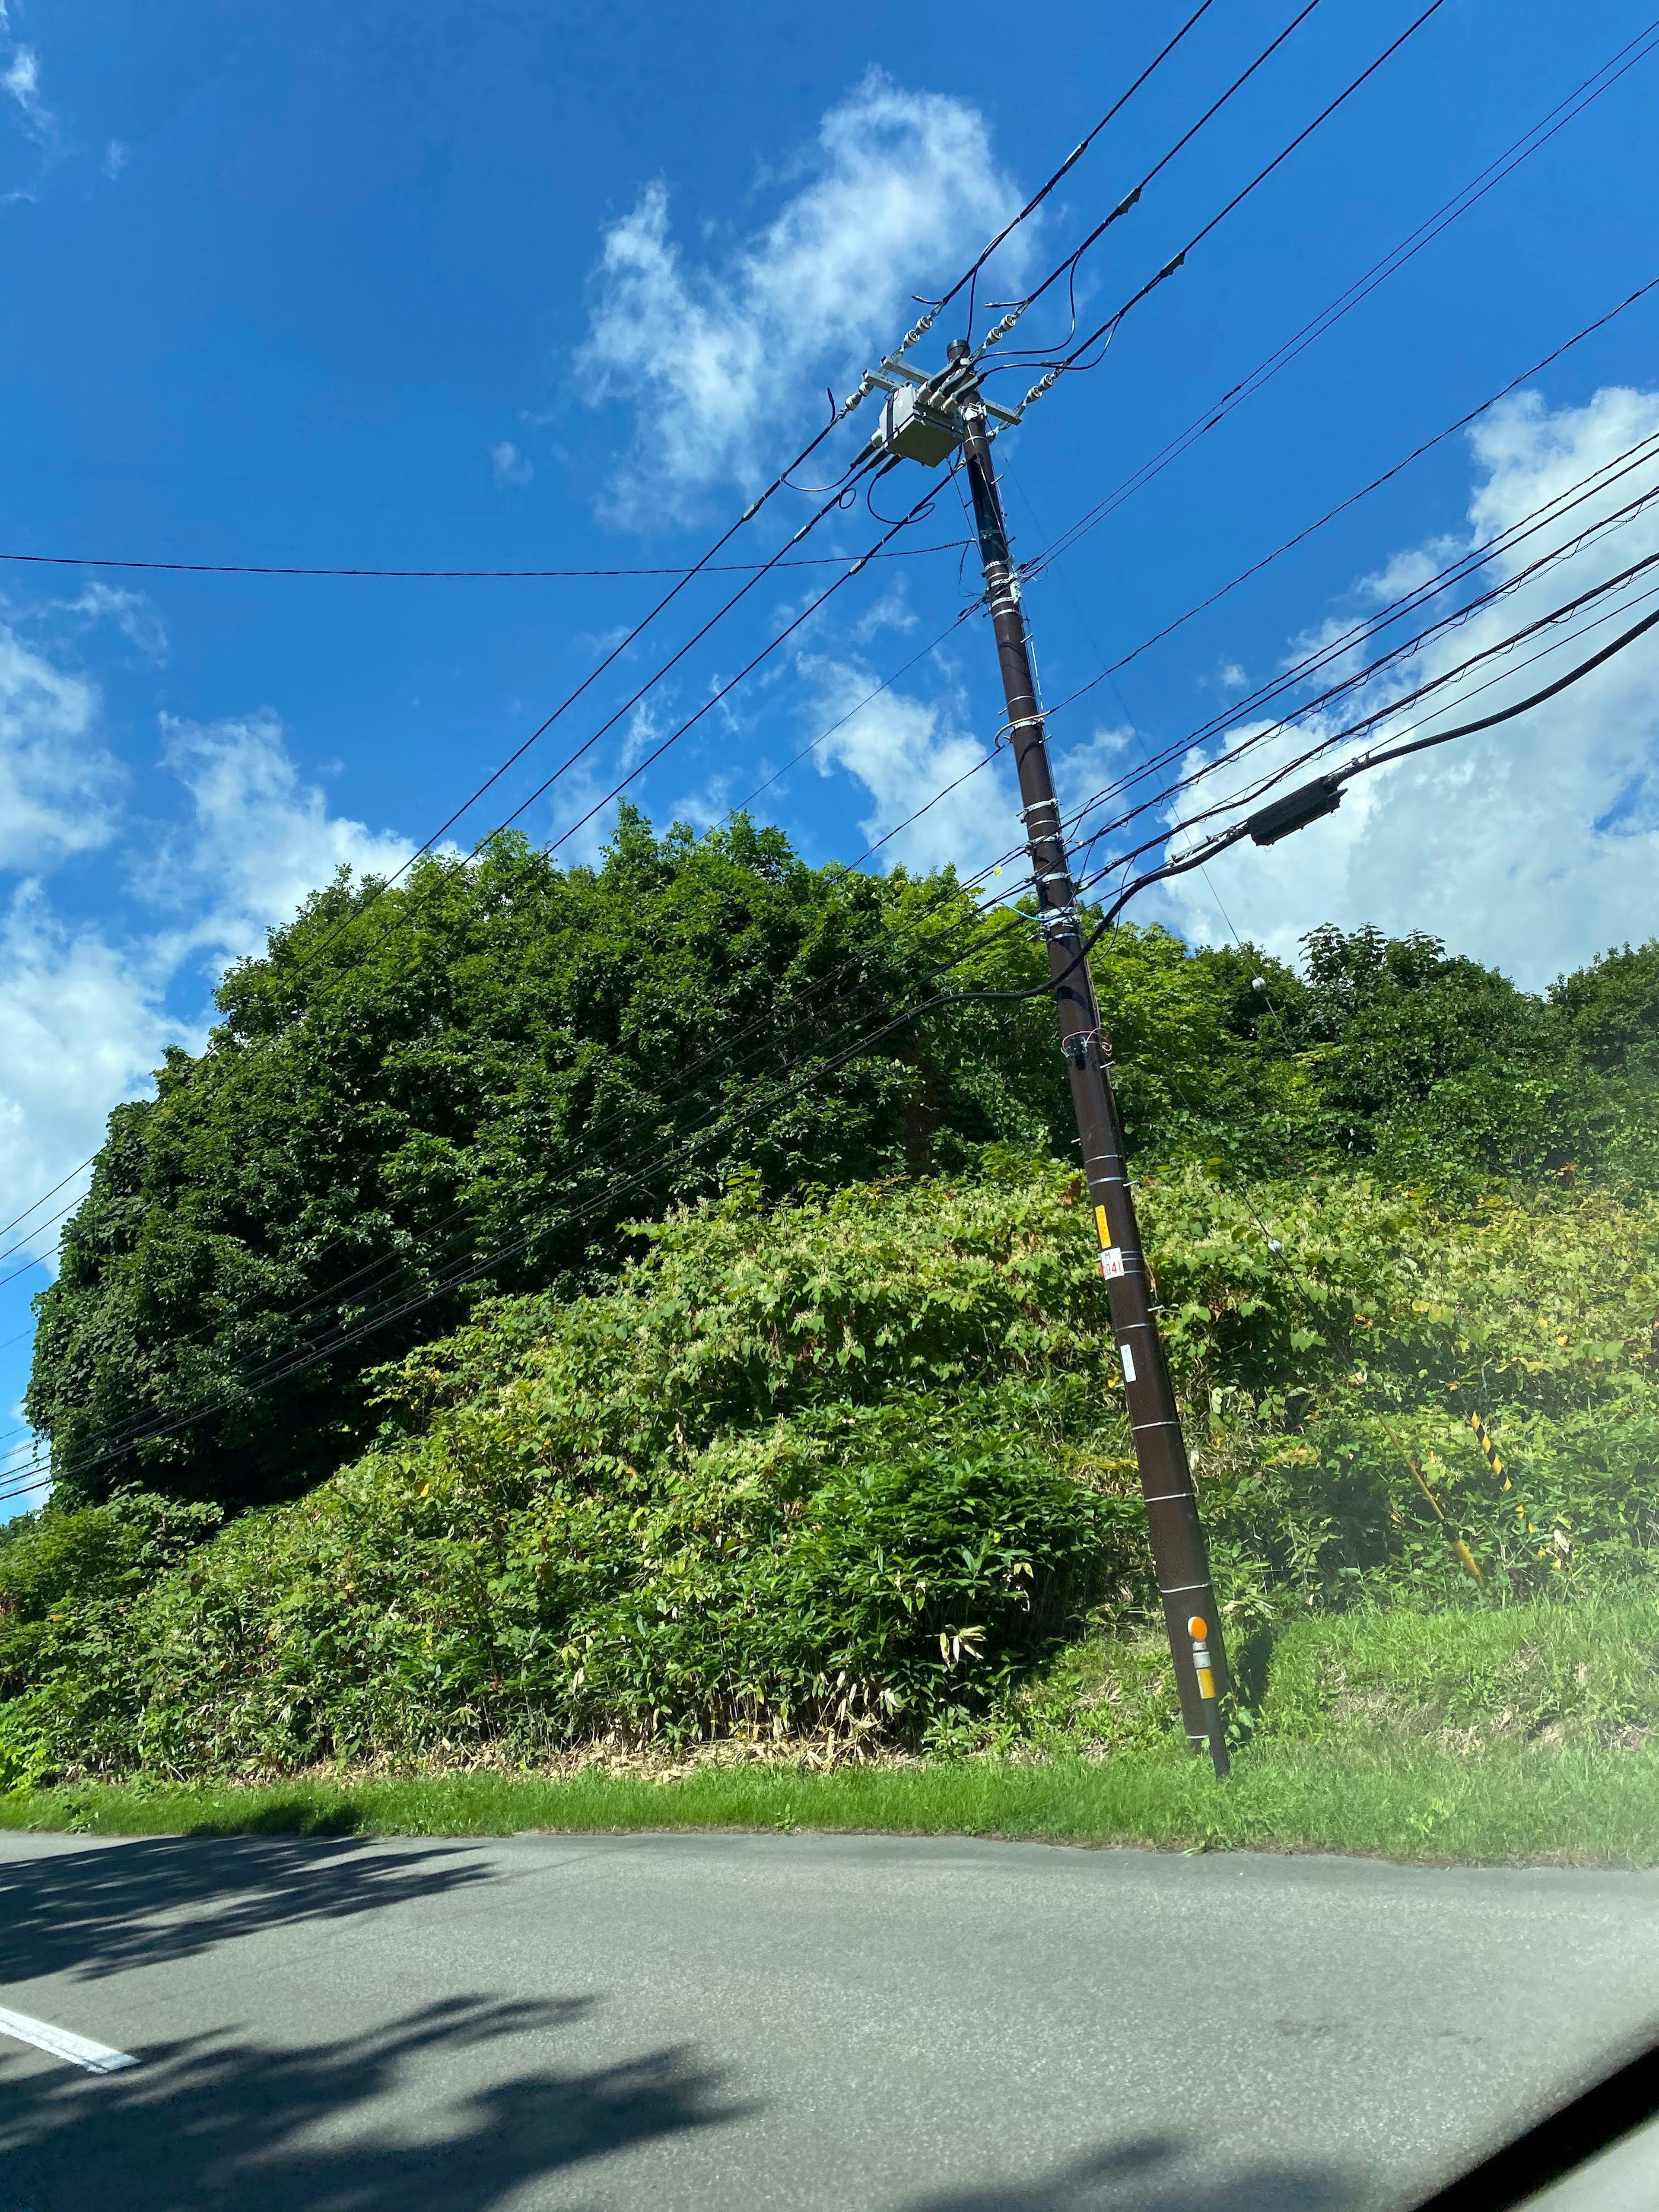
[2,0,1658,1501]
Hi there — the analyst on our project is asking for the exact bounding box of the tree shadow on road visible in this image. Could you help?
[0,1833,499,1983]
[0,1992,750,2211]
[901,2133,1360,2212]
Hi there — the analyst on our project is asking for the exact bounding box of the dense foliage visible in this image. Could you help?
[7,1158,1659,1786]
[26,791,1659,1517]
[25,813,1066,1509]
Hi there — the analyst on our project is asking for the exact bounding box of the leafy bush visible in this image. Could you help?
[9,1159,1659,1784]
[32,823,1659,1527]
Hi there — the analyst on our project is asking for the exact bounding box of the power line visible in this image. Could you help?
[1005,0,1456,401]
[1087,587,1659,923]
[975,0,1329,347]
[1058,429,1659,854]
[998,19,1659,510]
[922,0,1227,330]
[0,540,971,582]
[1026,274,1659,697]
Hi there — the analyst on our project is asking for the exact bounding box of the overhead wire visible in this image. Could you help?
[1002,19,1659,541]
[1056,426,1659,855]
[1083,586,1659,927]
[0,541,969,581]
[995,0,1455,399]
[23,513,1659,1503]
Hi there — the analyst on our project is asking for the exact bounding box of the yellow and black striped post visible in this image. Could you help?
[1468,1410,1508,1489]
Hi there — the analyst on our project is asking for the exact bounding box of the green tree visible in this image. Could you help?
[27,813,1065,1512]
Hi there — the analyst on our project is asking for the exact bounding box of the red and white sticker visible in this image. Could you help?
[1098,1246,1125,1280]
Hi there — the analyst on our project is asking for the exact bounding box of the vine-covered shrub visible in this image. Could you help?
[5,1159,1659,1782]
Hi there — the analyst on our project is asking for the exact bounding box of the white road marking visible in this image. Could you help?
[0,2003,138,2074]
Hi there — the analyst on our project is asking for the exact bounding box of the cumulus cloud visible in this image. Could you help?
[0,884,172,1268]
[0,701,416,1285]
[802,654,1016,875]
[0,627,118,867]
[151,711,413,969]
[1155,385,1659,988]
[1,44,48,136]
[581,72,1030,515]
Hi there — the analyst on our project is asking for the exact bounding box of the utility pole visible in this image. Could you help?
[944,337,1230,1776]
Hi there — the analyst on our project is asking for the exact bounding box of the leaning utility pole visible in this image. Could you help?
[944,336,1230,1775]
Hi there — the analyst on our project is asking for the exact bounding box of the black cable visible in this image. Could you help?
[1076,547,1659,884]
[984,0,1328,343]
[1000,20,1659,449]
[913,0,1225,327]
[1029,0,1454,387]
[1027,274,1659,697]
[1092,587,1659,922]
[0,541,967,581]
[1059,435,1659,855]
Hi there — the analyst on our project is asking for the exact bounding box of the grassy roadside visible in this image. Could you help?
[6,1741,1659,1866]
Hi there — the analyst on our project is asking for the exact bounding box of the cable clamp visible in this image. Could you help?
[1036,905,1080,941]
[1059,1028,1100,1067]
[1020,797,1060,823]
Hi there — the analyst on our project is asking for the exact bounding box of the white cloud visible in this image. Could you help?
[1156,385,1659,988]
[0,883,172,1268]
[581,71,1030,515]
[2,45,46,133]
[491,438,533,488]
[102,139,127,179]
[64,581,168,661]
[0,702,416,1285]
[0,627,118,867]
[803,654,1015,874]
[151,712,413,970]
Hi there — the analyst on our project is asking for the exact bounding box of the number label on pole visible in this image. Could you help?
[1099,1245,1125,1280]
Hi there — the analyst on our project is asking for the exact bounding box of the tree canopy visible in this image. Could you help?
[26,804,1659,1514]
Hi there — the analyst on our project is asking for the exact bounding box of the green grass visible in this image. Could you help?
[6,1739,1659,1865]
[1259,1596,1659,1751]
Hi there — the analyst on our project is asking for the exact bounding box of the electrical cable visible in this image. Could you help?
[1069,492,1659,874]
[1085,581,1659,922]
[999,0,1453,402]
[1072,548,1659,886]
[25,436,1649,1482]
[1024,274,1659,703]
[1056,431,1659,853]
[1002,20,1659,518]
[919,0,1226,334]
[0,541,969,582]
[976,0,1328,350]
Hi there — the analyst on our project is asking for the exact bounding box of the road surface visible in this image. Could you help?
[0,1827,1656,2209]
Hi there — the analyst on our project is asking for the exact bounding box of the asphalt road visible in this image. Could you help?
[0,1828,1656,2210]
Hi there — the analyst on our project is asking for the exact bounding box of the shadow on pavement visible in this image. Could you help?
[0,1834,496,1983]
[903,2134,1358,2212]
[0,1993,749,2210]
